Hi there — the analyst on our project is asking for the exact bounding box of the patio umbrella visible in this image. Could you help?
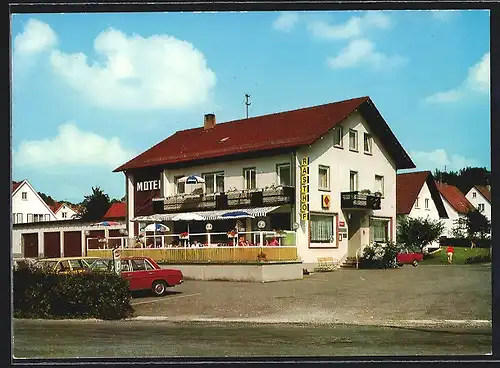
[92,221,120,226]
[171,213,205,234]
[178,175,205,184]
[144,223,170,232]
[221,211,255,219]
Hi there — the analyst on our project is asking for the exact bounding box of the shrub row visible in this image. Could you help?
[465,255,491,264]
[358,242,400,269]
[13,269,134,320]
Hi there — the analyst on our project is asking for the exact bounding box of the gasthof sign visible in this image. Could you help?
[300,157,309,220]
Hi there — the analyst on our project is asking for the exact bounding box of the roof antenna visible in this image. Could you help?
[244,93,251,119]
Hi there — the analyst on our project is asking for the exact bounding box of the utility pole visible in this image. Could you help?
[244,93,251,119]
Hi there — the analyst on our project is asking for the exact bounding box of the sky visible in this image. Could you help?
[11,10,490,203]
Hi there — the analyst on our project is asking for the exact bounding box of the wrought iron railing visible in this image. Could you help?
[340,191,381,210]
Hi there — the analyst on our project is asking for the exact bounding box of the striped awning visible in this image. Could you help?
[133,206,281,222]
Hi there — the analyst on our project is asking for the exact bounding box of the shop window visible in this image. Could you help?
[310,215,335,243]
[370,219,389,243]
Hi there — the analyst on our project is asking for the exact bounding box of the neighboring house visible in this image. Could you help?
[465,185,491,224]
[113,96,415,268]
[12,180,57,224]
[103,202,126,221]
[50,202,79,221]
[436,183,475,237]
[396,171,449,251]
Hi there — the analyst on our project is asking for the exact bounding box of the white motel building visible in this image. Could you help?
[112,96,415,269]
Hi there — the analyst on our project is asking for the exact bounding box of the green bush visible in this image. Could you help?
[13,269,134,320]
[465,255,491,264]
[358,241,400,269]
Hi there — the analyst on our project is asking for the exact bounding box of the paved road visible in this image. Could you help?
[132,264,492,324]
[13,319,492,358]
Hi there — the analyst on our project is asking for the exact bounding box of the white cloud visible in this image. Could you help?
[327,38,408,70]
[49,27,217,110]
[273,12,299,32]
[308,11,391,40]
[409,149,477,171]
[14,122,135,169]
[13,18,58,56]
[425,52,490,103]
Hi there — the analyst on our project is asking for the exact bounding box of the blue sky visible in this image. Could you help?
[11,10,490,203]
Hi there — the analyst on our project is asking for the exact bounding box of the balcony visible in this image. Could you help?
[341,191,381,211]
[153,185,295,214]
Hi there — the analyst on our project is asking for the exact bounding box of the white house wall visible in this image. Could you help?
[54,204,78,221]
[295,110,397,265]
[408,182,443,221]
[466,188,491,223]
[439,196,463,237]
[12,182,57,224]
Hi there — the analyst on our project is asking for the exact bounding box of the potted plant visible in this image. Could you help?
[179,232,189,240]
[373,191,382,197]
[227,230,238,238]
[359,189,371,195]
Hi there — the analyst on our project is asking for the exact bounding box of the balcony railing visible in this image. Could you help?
[153,186,295,214]
[341,191,382,210]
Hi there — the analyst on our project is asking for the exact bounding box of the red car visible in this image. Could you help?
[396,252,424,267]
[90,256,183,296]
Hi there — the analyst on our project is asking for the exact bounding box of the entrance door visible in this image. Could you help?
[347,213,362,257]
[23,233,39,258]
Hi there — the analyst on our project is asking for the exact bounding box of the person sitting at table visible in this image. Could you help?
[238,236,248,247]
[269,237,279,246]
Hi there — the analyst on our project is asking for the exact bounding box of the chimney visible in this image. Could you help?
[204,113,216,130]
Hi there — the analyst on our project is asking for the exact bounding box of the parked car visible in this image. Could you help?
[34,257,94,274]
[89,256,184,296]
[396,251,424,267]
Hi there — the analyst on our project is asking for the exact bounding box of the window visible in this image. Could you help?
[243,167,256,190]
[44,214,50,221]
[370,219,389,243]
[349,171,358,192]
[144,260,155,271]
[27,214,33,223]
[478,203,485,212]
[34,214,44,222]
[174,175,185,195]
[415,197,420,208]
[318,165,330,190]
[277,164,291,186]
[349,129,358,151]
[131,259,147,271]
[425,198,430,209]
[472,192,477,198]
[21,192,27,200]
[203,172,225,194]
[333,126,343,147]
[16,213,23,224]
[62,212,68,219]
[374,175,384,196]
[310,215,335,243]
[364,133,372,154]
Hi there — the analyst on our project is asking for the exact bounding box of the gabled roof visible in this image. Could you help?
[50,202,78,214]
[12,181,22,193]
[11,179,57,218]
[114,96,415,172]
[437,183,475,215]
[103,202,126,220]
[396,171,448,218]
[473,185,491,203]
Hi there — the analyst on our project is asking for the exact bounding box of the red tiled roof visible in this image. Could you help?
[474,185,491,203]
[50,202,63,213]
[103,202,126,220]
[437,183,475,215]
[12,181,22,193]
[114,96,415,172]
[396,171,430,215]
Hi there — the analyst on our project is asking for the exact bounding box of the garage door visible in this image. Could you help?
[63,231,82,257]
[86,230,105,250]
[44,232,61,258]
[23,233,38,258]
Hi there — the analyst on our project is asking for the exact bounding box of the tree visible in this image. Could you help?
[434,166,490,193]
[76,187,111,222]
[396,216,445,253]
[465,210,491,239]
[38,192,56,206]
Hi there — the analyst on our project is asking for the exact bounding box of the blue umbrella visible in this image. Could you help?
[221,211,255,219]
[178,175,205,184]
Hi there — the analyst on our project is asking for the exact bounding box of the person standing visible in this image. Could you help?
[446,245,455,264]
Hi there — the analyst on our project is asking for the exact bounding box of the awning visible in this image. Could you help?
[133,206,281,222]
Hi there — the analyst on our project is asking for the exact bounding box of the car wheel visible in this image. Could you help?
[412,260,419,267]
[152,280,168,297]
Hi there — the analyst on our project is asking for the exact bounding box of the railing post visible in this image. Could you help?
[161,236,165,248]
[208,232,211,247]
[259,231,263,247]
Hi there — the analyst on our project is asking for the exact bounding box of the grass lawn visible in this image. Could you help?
[422,247,491,265]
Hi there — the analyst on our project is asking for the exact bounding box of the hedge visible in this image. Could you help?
[13,269,134,320]
[439,237,491,249]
